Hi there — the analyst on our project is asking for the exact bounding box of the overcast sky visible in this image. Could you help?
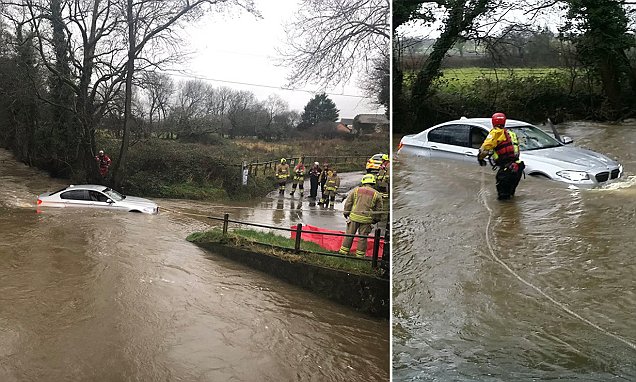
[163,0,384,119]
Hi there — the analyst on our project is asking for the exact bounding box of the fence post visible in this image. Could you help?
[381,220,389,273]
[294,223,303,253]
[222,213,229,236]
[372,228,381,269]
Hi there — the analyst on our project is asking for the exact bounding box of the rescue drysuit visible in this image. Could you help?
[95,153,111,178]
[479,127,524,200]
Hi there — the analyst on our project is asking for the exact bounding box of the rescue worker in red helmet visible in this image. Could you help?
[477,112,525,200]
[95,149,111,178]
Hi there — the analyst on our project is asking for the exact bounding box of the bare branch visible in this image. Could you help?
[278,0,390,88]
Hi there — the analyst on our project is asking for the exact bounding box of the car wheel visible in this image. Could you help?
[129,210,142,213]
[529,172,550,179]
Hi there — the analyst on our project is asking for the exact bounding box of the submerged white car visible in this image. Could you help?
[398,117,623,187]
[37,185,159,214]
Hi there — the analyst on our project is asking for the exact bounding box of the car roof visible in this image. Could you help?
[452,117,530,128]
[410,117,533,138]
[61,184,109,192]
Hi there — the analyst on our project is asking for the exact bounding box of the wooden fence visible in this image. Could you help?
[247,155,370,176]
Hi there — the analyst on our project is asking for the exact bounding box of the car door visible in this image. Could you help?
[467,126,489,160]
[59,189,92,208]
[88,190,116,210]
[426,124,472,162]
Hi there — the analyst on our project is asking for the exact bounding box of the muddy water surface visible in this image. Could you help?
[0,149,389,381]
[393,121,636,381]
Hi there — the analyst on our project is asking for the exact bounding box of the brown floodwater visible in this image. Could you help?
[393,121,636,381]
[0,149,389,381]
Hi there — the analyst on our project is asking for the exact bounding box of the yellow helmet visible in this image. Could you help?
[280,158,286,163]
[382,154,389,161]
[361,174,376,185]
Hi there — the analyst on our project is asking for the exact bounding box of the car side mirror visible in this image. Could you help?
[561,136,574,144]
[106,199,114,204]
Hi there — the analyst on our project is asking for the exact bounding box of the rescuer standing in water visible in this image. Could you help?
[477,112,525,200]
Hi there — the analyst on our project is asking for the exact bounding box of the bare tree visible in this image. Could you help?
[140,71,174,135]
[279,0,390,88]
[225,89,259,138]
[112,0,259,186]
[261,94,289,130]
[170,79,220,137]
[4,0,257,183]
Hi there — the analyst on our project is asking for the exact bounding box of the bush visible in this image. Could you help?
[401,69,608,130]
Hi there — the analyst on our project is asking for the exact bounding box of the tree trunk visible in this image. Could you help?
[112,0,135,188]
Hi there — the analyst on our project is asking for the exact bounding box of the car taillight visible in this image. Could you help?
[37,199,42,205]
[397,142,403,151]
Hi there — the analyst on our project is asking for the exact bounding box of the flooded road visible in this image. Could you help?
[393,121,636,381]
[0,149,389,381]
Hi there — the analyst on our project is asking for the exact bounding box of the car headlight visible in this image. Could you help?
[556,170,589,182]
[619,164,623,175]
[143,206,157,213]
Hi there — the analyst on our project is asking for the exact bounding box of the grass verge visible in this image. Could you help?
[187,228,382,276]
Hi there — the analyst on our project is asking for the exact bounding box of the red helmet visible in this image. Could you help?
[491,112,506,127]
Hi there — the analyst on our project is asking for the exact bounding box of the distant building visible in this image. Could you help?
[336,122,352,134]
[353,114,389,134]
[339,118,354,127]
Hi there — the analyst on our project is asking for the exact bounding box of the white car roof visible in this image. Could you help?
[62,184,109,192]
[454,117,531,128]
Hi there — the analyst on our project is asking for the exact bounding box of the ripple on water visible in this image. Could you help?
[393,126,636,380]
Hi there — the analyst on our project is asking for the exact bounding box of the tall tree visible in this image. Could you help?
[561,0,636,115]
[300,93,340,127]
[8,0,257,184]
[410,0,493,126]
[112,0,259,186]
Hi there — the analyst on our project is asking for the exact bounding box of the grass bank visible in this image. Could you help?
[98,135,388,200]
[187,228,382,277]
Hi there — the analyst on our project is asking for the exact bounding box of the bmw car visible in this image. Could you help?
[397,117,623,187]
[37,185,159,214]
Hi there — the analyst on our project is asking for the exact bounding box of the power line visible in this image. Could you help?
[158,69,372,99]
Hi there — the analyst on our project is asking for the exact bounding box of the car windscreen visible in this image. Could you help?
[508,125,562,151]
[102,188,125,201]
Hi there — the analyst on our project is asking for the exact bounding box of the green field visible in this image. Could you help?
[405,67,567,91]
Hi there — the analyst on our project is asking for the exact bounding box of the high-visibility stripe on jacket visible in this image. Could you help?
[325,175,340,191]
[293,164,306,181]
[344,185,383,224]
[275,163,290,179]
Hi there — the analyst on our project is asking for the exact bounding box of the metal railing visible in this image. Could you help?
[247,155,371,176]
[208,213,389,271]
